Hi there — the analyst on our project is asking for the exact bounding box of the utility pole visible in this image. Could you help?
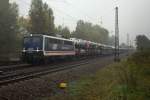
[100,17,103,25]
[49,10,51,34]
[126,33,130,55]
[127,33,129,48]
[114,7,120,62]
[127,34,130,49]
[62,17,65,28]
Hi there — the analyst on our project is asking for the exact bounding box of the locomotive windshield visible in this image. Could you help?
[23,36,43,50]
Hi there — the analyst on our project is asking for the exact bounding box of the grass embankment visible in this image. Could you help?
[44,52,150,100]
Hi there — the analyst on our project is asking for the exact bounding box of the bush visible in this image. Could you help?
[41,51,150,100]
[67,52,150,100]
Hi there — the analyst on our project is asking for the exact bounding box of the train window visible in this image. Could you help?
[57,39,62,44]
[49,38,54,43]
[32,37,42,44]
[23,36,42,45]
[24,37,31,45]
[45,38,49,47]
[23,36,43,50]
[48,38,58,44]
[64,41,73,45]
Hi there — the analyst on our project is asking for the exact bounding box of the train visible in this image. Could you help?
[22,34,126,64]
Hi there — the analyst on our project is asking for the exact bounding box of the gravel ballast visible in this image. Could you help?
[0,54,127,100]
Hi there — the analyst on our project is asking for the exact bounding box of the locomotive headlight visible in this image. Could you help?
[36,47,39,52]
[23,48,26,52]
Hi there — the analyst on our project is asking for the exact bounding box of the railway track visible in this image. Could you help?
[0,61,22,67]
[0,56,103,87]
[0,64,31,72]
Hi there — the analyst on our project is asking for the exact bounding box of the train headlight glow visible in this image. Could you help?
[36,47,39,52]
[23,48,26,52]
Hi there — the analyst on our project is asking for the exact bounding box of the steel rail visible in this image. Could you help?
[0,56,100,86]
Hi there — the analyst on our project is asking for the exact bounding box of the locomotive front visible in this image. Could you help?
[22,34,44,63]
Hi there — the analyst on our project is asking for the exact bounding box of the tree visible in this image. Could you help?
[18,16,30,35]
[55,25,71,39]
[0,1,19,57]
[136,35,150,51]
[73,20,109,43]
[29,0,55,35]
[120,43,128,48]
[61,27,70,39]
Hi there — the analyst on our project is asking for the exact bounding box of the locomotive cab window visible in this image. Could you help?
[23,36,43,50]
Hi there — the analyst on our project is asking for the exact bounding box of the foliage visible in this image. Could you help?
[136,35,150,51]
[55,25,71,38]
[120,43,129,48]
[0,0,19,59]
[39,49,150,100]
[67,52,150,100]
[18,16,30,35]
[72,20,109,44]
[29,0,55,35]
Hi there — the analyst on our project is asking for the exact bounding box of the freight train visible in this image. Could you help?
[22,34,126,64]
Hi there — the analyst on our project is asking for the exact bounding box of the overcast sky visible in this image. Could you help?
[10,0,150,44]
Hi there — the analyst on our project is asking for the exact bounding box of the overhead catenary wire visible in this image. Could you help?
[19,0,79,22]
[17,0,115,31]
[19,0,96,23]
[18,0,78,30]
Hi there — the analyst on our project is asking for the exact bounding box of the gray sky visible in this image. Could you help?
[10,0,150,44]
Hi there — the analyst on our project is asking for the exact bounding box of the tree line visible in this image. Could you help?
[0,0,19,59]
[0,0,114,59]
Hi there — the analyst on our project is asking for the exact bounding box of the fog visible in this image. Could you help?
[11,0,150,44]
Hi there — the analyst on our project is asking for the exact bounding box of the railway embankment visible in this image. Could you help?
[46,51,150,100]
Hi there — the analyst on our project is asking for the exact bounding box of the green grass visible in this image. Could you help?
[42,51,150,100]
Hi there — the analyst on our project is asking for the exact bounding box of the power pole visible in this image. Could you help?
[126,33,130,55]
[62,17,65,28]
[127,33,130,47]
[100,17,103,25]
[127,33,129,48]
[114,7,120,62]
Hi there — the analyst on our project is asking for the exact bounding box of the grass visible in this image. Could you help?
[42,51,150,100]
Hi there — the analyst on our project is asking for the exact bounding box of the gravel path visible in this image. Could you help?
[0,54,127,100]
